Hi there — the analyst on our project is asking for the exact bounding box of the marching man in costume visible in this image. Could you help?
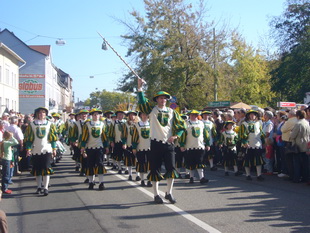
[24,107,58,196]
[218,121,243,176]
[69,109,89,179]
[179,110,209,184]
[175,114,188,179]
[200,111,218,171]
[63,113,76,156]
[108,110,127,174]
[80,108,109,190]
[132,112,152,187]
[239,110,265,181]
[122,111,139,181]
[137,78,186,204]
[103,110,114,166]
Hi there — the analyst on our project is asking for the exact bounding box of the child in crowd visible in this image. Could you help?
[264,138,275,175]
[219,121,243,176]
[1,131,18,194]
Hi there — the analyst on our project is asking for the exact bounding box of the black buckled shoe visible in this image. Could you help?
[234,171,243,176]
[128,175,132,181]
[147,181,153,187]
[88,182,95,190]
[154,195,163,204]
[84,178,89,183]
[189,177,194,184]
[118,170,122,174]
[135,176,141,181]
[200,177,209,184]
[99,183,105,190]
[141,181,146,187]
[43,189,48,196]
[210,166,217,171]
[35,188,42,194]
[165,193,176,204]
[125,170,129,174]
[257,175,264,181]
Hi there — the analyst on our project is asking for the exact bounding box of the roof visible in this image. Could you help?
[230,102,252,110]
[0,29,48,56]
[29,45,51,56]
[0,42,26,64]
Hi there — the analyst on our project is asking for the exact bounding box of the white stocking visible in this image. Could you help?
[43,175,50,190]
[152,181,159,196]
[190,170,195,178]
[128,166,132,176]
[245,167,251,176]
[256,165,262,176]
[36,175,42,188]
[166,178,174,195]
[88,175,95,183]
[98,174,104,183]
[197,168,204,179]
[209,158,214,168]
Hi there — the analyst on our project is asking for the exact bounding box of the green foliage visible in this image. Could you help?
[271,38,310,102]
[118,0,230,110]
[270,0,310,102]
[84,90,136,112]
[230,34,275,106]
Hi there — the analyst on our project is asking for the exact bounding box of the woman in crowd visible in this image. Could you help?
[289,110,310,183]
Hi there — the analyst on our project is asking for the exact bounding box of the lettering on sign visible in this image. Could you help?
[19,79,43,93]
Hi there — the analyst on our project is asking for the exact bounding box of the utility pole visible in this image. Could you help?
[213,28,218,101]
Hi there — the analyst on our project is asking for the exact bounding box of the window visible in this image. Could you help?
[14,74,17,88]
[5,68,9,84]
[5,98,9,109]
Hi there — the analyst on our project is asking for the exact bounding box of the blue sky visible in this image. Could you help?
[0,0,286,102]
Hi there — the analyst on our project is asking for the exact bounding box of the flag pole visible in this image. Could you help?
[97,31,145,84]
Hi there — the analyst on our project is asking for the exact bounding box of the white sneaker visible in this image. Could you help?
[278,173,288,178]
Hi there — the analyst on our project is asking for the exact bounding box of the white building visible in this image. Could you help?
[0,42,25,115]
[0,29,74,115]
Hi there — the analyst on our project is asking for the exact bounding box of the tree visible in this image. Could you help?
[270,0,310,53]
[84,90,136,112]
[230,34,275,106]
[270,0,310,102]
[117,0,231,109]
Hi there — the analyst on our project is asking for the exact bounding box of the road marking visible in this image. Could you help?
[109,170,221,233]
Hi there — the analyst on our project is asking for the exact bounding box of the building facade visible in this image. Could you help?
[0,29,74,115]
[0,42,25,115]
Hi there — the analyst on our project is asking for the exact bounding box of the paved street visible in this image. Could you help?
[1,151,310,233]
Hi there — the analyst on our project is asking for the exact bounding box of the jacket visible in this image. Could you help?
[281,117,297,142]
[289,119,310,153]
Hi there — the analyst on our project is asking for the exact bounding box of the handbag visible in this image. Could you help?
[285,142,299,154]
